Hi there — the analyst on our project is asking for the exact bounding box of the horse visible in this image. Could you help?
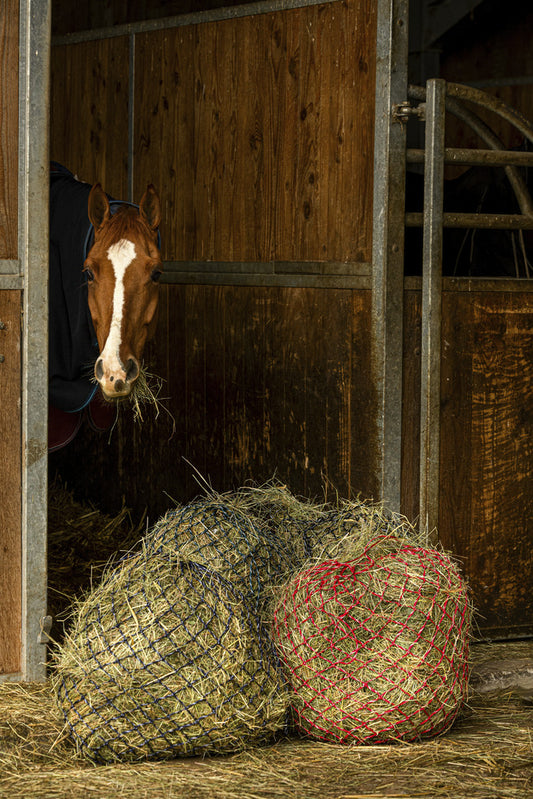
[48,163,162,451]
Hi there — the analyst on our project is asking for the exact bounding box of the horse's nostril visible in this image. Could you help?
[95,358,104,381]
[126,358,140,383]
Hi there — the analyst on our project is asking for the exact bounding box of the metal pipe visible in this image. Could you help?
[406,211,533,229]
[419,78,446,545]
[447,82,533,148]
[408,84,533,217]
[17,0,51,683]
[371,0,410,513]
[407,147,533,168]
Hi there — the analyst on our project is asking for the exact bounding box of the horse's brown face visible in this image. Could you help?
[84,183,162,400]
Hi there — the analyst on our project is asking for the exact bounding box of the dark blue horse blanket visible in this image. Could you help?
[49,162,100,415]
[49,163,117,451]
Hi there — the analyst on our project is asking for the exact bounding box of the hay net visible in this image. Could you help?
[52,485,472,761]
[144,498,297,609]
[273,534,472,745]
[53,544,289,764]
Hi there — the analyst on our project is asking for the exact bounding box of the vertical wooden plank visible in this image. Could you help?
[0,292,22,674]
[401,289,422,523]
[134,0,377,262]
[0,0,19,259]
[50,37,130,198]
[349,290,378,499]
[439,291,473,558]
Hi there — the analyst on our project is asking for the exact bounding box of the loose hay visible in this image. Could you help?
[273,535,472,744]
[219,482,329,565]
[217,481,415,565]
[47,477,144,635]
[52,547,289,763]
[3,642,533,799]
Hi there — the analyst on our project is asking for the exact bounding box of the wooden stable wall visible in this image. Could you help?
[0,0,22,676]
[49,0,533,638]
[50,0,379,505]
[440,7,533,152]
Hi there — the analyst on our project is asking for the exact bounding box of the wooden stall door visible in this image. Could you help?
[402,283,533,639]
[439,288,533,638]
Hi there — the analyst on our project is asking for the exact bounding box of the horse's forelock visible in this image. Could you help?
[95,205,158,253]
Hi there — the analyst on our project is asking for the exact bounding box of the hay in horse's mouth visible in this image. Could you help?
[92,364,175,434]
[128,367,164,421]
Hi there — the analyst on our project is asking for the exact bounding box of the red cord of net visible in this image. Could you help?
[273,539,471,744]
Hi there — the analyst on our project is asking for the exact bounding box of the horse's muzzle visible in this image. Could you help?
[95,356,140,399]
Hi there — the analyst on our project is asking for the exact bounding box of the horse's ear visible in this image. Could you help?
[139,184,161,232]
[88,183,110,232]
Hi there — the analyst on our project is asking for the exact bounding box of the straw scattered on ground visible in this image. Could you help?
[1,641,532,799]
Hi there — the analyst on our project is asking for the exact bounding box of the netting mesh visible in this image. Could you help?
[53,548,288,763]
[53,487,472,761]
[144,499,296,613]
[273,536,471,744]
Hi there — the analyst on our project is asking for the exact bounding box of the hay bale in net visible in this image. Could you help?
[219,483,412,566]
[53,547,289,763]
[145,498,295,608]
[304,499,414,561]
[273,535,472,744]
[220,483,328,566]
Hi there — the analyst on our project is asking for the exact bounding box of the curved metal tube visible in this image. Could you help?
[408,83,533,216]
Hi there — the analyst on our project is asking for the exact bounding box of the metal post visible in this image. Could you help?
[19,0,51,681]
[419,78,446,543]
[372,0,409,511]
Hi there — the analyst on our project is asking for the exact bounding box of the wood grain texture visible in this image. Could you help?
[52,0,261,37]
[0,0,19,259]
[439,290,533,637]
[50,37,130,198]
[401,290,421,522]
[50,284,377,518]
[133,0,377,262]
[0,291,22,674]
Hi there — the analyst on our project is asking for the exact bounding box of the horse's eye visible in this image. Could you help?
[150,268,162,283]
[84,267,95,283]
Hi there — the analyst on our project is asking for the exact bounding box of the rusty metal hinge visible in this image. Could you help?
[392,101,426,124]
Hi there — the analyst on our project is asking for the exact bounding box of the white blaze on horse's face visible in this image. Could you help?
[85,182,162,401]
[96,239,138,398]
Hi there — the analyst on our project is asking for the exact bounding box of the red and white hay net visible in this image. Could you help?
[273,537,472,744]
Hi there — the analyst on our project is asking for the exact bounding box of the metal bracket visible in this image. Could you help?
[392,101,426,124]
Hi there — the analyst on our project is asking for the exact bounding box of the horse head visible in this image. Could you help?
[84,183,162,400]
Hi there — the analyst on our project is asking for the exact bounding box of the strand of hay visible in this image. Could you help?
[52,546,289,764]
[273,533,472,745]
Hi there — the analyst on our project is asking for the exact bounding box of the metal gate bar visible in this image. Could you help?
[419,78,446,542]
[18,0,50,683]
[412,78,533,543]
[371,0,410,512]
